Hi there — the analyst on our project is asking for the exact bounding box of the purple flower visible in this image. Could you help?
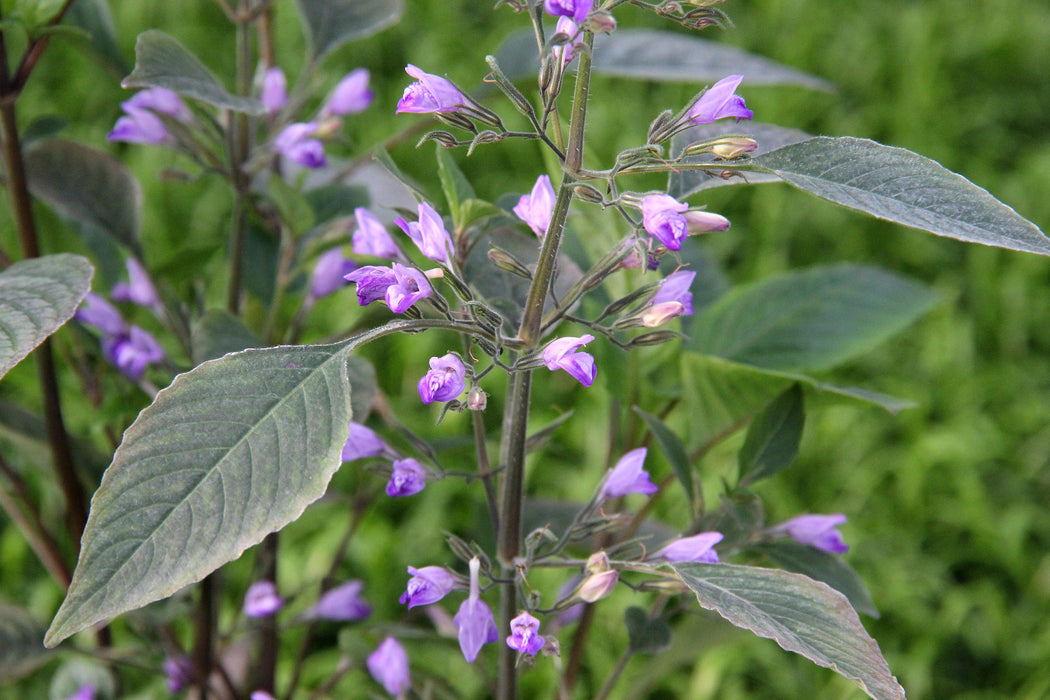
[164,655,193,693]
[244,580,283,617]
[400,565,457,608]
[602,447,658,499]
[308,580,372,621]
[552,17,581,65]
[453,557,498,663]
[124,87,192,121]
[386,458,426,497]
[261,67,287,114]
[309,248,357,301]
[353,207,401,259]
[544,0,593,23]
[111,258,161,313]
[542,334,597,387]
[61,686,95,700]
[396,64,468,115]
[513,174,556,237]
[251,693,277,700]
[323,68,373,116]
[641,194,690,251]
[683,210,730,234]
[642,269,696,327]
[345,263,432,313]
[418,353,467,404]
[685,75,753,125]
[395,202,454,263]
[655,531,723,563]
[506,611,545,656]
[102,326,165,380]
[108,88,191,144]
[774,514,849,554]
[76,292,127,336]
[367,637,411,696]
[274,122,326,168]
[342,421,388,462]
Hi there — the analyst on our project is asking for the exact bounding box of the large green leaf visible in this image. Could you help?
[294,0,403,61]
[673,563,905,700]
[752,541,879,618]
[737,383,805,487]
[752,136,1050,255]
[44,342,353,646]
[633,407,699,513]
[0,602,52,681]
[687,264,938,372]
[0,254,93,380]
[24,139,141,254]
[65,0,128,75]
[122,30,264,114]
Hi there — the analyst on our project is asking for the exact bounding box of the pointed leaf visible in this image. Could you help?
[753,541,879,618]
[122,30,264,114]
[633,406,699,513]
[44,342,353,646]
[673,562,905,700]
[0,602,52,681]
[24,139,142,254]
[435,145,475,229]
[294,0,403,61]
[753,136,1050,255]
[0,254,93,380]
[687,264,938,372]
[65,0,128,75]
[737,383,805,486]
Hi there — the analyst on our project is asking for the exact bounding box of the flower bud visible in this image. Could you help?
[488,247,534,279]
[641,301,686,327]
[586,550,612,574]
[587,10,617,34]
[711,137,758,159]
[467,386,488,411]
[577,570,618,602]
[683,210,730,234]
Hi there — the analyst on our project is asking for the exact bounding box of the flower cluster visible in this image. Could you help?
[75,280,164,382]
[108,87,192,145]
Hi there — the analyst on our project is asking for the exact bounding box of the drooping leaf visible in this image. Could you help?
[633,406,700,513]
[65,0,128,75]
[0,254,93,380]
[625,606,673,654]
[24,139,141,254]
[752,541,879,618]
[737,383,805,486]
[687,264,938,372]
[0,602,52,681]
[122,30,264,114]
[294,0,403,61]
[673,562,905,700]
[44,342,353,646]
[752,136,1050,255]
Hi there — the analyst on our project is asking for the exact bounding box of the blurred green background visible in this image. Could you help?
[3,0,1050,698]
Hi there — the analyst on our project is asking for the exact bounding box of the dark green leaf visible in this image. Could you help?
[294,0,403,61]
[633,406,700,513]
[122,30,264,113]
[21,115,68,146]
[737,383,805,486]
[346,356,377,422]
[190,310,264,365]
[0,254,93,380]
[687,264,938,372]
[0,602,52,681]
[673,563,904,700]
[625,606,673,654]
[753,136,1050,255]
[753,541,879,618]
[65,0,128,75]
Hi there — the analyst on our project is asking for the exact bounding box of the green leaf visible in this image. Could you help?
[190,310,264,365]
[752,136,1050,255]
[673,563,905,700]
[0,254,93,380]
[44,342,353,646]
[24,139,142,254]
[753,541,879,619]
[65,0,128,75]
[435,145,475,229]
[346,356,377,423]
[633,406,700,514]
[294,0,403,61]
[687,264,938,372]
[737,383,805,486]
[48,658,116,700]
[121,30,264,114]
[0,601,52,681]
[625,606,673,654]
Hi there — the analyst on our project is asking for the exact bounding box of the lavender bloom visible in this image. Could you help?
[400,565,457,608]
[76,292,127,336]
[244,580,283,617]
[367,637,411,696]
[418,353,467,404]
[102,326,165,380]
[641,194,690,251]
[774,514,849,554]
[342,421,388,462]
[542,334,597,387]
[260,67,287,114]
[513,174,556,237]
[61,686,95,700]
[124,87,192,121]
[108,88,191,144]
[274,122,326,169]
[552,17,580,65]
[111,258,161,313]
[396,64,468,114]
[642,269,696,327]
[683,210,731,234]
[353,207,401,259]
[386,458,426,497]
[345,263,432,313]
[251,693,278,700]
[602,447,658,499]
[685,75,753,125]
[544,0,593,23]
[323,68,374,116]
[395,202,453,263]
[506,611,545,656]
[655,532,724,563]
[453,557,498,663]
[164,655,193,693]
[310,248,357,301]
[308,580,372,621]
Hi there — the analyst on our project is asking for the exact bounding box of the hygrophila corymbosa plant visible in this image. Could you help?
[2,0,1049,698]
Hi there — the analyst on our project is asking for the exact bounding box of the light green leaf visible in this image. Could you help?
[753,541,879,618]
[294,0,403,61]
[673,563,905,700]
[0,601,52,681]
[737,383,805,487]
[0,254,93,380]
[752,136,1050,255]
[122,30,264,114]
[435,145,475,229]
[687,264,938,372]
[24,139,141,254]
[633,406,700,513]
[44,342,353,646]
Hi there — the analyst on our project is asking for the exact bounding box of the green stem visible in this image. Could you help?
[226,5,254,315]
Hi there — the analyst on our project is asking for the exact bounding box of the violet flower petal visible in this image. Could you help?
[386,458,426,497]
[396,64,467,114]
[243,580,283,617]
[602,447,658,498]
[685,75,753,125]
[542,335,597,387]
[417,353,467,404]
[367,637,411,696]
[656,532,724,563]
[400,566,456,608]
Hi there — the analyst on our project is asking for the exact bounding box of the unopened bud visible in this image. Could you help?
[586,551,612,574]
[628,330,680,347]
[573,184,605,204]
[418,130,461,148]
[314,116,342,138]
[683,210,730,234]
[711,137,758,159]
[466,386,488,411]
[488,247,533,279]
[577,570,618,602]
[468,130,503,155]
[647,109,676,144]
[641,301,685,327]
[587,10,617,34]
